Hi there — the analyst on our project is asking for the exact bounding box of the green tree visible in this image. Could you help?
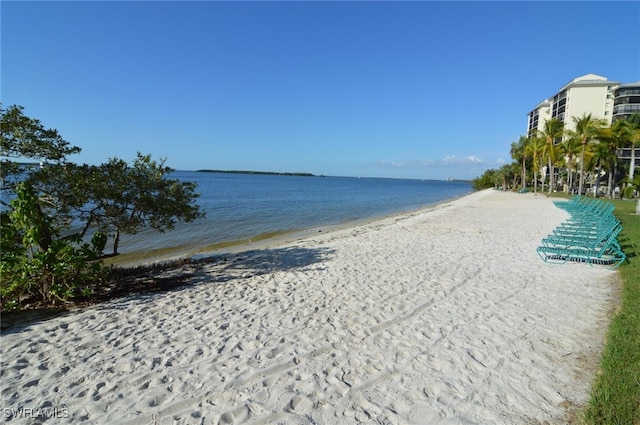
[1,104,80,194]
[620,174,640,214]
[588,141,608,196]
[625,113,640,184]
[1,105,205,309]
[507,162,520,189]
[510,135,529,191]
[560,133,582,193]
[597,120,633,198]
[525,136,544,193]
[472,169,497,190]
[51,154,205,255]
[1,104,82,251]
[569,113,605,195]
[539,118,564,194]
[1,182,106,310]
[494,166,507,190]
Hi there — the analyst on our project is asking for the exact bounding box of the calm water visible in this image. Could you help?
[116,171,473,256]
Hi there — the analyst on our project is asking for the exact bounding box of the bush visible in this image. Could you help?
[0,182,108,310]
[1,105,203,310]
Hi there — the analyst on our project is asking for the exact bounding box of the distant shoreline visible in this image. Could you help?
[196,169,316,177]
[194,170,471,182]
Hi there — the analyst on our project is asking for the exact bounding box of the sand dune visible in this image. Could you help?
[0,190,618,424]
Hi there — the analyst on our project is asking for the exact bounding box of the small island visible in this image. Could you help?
[196,169,315,177]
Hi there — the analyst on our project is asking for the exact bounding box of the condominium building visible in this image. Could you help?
[527,99,551,137]
[527,73,619,136]
[526,74,639,192]
[612,82,640,122]
[613,82,640,163]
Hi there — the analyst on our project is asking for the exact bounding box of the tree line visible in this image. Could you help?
[473,113,640,199]
[1,105,204,310]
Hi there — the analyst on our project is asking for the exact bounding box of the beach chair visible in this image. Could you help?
[537,196,626,269]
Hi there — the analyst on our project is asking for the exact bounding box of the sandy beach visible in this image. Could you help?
[0,189,618,424]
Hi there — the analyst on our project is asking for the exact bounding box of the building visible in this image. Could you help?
[526,74,639,193]
[612,82,640,122]
[527,99,551,137]
[527,74,619,136]
[612,82,640,165]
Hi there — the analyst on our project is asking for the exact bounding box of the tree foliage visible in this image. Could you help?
[525,136,544,193]
[472,169,497,190]
[1,104,204,310]
[510,136,529,191]
[473,112,640,199]
[568,113,606,195]
[44,154,205,255]
[596,120,633,197]
[1,182,107,310]
[539,118,564,193]
[1,104,80,192]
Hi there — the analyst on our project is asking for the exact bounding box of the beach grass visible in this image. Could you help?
[583,198,640,425]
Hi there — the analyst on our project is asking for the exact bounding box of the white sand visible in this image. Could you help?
[0,190,618,424]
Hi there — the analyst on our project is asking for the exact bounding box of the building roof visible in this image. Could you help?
[527,98,551,116]
[558,73,619,91]
[614,81,640,89]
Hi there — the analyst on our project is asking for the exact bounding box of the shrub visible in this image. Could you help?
[0,182,107,310]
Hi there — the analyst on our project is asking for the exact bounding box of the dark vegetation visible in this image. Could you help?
[1,104,204,311]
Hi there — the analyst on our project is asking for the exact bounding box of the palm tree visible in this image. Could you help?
[597,120,633,198]
[508,162,521,189]
[541,137,560,192]
[589,142,609,196]
[494,166,507,190]
[493,163,520,191]
[525,136,544,193]
[510,135,529,190]
[620,174,640,215]
[571,114,605,195]
[539,118,564,193]
[626,113,640,184]
[621,174,640,196]
[560,134,582,193]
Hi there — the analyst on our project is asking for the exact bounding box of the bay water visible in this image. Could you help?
[115,171,473,259]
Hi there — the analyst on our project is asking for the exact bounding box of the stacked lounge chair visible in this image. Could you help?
[537,196,626,269]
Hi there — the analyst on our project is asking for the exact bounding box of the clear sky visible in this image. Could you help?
[2,1,639,180]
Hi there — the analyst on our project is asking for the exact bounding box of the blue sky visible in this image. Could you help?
[2,1,639,180]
